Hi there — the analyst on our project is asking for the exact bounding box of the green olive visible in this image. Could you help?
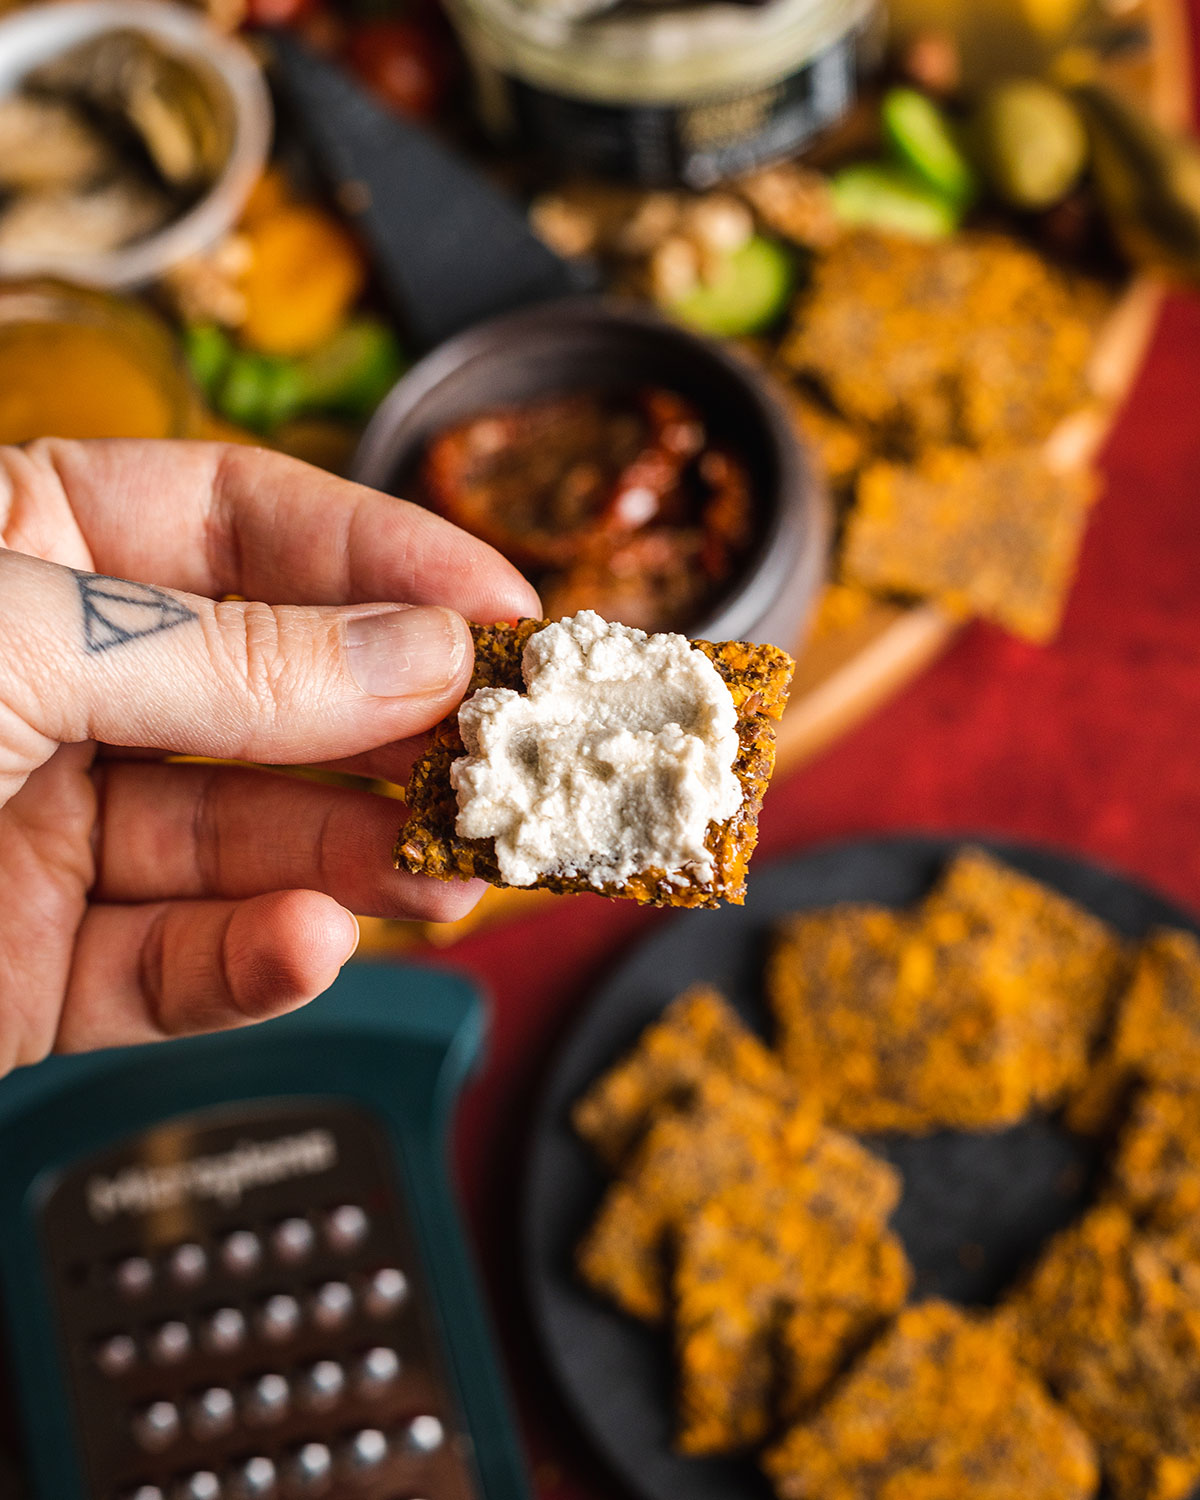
[971,79,1088,210]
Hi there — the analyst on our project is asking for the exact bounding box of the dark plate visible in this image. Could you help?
[523,834,1200,1500]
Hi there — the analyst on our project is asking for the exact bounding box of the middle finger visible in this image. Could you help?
[91,761,484,922]
[94,740,425,787]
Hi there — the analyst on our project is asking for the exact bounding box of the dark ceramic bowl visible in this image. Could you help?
[352,296,829,650]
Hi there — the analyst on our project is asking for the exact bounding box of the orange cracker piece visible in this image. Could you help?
[768,851,1124,1133]
[1067,927,1200,1135]
[763,1300,1097,1500]
[396,619,794,908]
[925,847,1129,1103]
[767,901,1035,1133]
[781,231,1095,451]
[1110,1084,1200,1249]
[575,1075,821,1323]
[766,904,915,1129]
[1062,1046,1135,1137]
[806,581,876,643]
[1003,1203,1200,1500]
[571,985,798,1171]
[842,446,1097,642]
[1111,926,1200,1083]
[674,1152,908,1455]
[782,384,869,499]
[774,1236,910,1418]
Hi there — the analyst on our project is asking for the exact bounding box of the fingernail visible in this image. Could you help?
[345,606,467,697]
[339,912,361,965]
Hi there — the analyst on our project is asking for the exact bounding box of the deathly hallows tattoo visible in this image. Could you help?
[75,572,199,654]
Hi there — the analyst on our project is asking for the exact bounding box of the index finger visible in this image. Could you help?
[10,438,541,620]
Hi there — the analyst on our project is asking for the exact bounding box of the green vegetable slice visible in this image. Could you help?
[972,79,1088,210]
[293,317,405,419]
[881,87,976,206]
[830,163,961,239]
[668,235,794,338]
[216,352,305,434]
[183,324,233,402]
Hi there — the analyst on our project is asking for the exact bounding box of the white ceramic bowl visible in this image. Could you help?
[0,0,272,288]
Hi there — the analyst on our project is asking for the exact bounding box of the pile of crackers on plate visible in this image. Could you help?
[571,847,1200,1500]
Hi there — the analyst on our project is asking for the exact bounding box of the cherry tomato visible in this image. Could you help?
[346,19,451,121]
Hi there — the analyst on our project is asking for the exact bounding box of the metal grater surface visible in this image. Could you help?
[41,1101,480,1500]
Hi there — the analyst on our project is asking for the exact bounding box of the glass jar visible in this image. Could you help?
[0,282,195,443]
[449,0,881,187]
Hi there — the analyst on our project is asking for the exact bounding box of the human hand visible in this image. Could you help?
[0,439,539,1074]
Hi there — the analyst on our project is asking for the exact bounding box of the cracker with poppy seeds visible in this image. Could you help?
[673,1136,908,1455]
[1002,1204,1200,1500]
[765,902,1045,1133]
[1110,1084,1200,1250]
[764,1300,1098,1500]
[396,618,794,908]
[1109,926,1200,1085]
[773,1227,911,1418]
[767,850,1125,1134]
[575,1074,822,1324]
[781,231,1096,452]
[842,446,1097,643]
[1066,926,1200,1136]
[571,984,798,1172]
[925,848,1129,1104]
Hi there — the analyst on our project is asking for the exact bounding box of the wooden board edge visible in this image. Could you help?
[1149,0,1194,130]
[774,605,958,775]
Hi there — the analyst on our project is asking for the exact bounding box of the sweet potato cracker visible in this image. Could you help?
[764,1300,1097,1500]
[1003,1204,1200,1500]
[842,447,1096,642]
[571,985,795,1171]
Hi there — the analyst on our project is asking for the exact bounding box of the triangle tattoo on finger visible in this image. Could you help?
[76,573,199,655]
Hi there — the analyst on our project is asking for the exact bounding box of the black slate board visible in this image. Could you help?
[523,834,1200,1500]
[267,33,593,355]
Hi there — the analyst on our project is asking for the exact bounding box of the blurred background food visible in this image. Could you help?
[888,0,1093,84]
[0,4,1199,1500]
[0,280,193,441]
[0,1,270,286]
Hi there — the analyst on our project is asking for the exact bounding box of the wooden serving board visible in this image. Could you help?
[357,0,1188,953]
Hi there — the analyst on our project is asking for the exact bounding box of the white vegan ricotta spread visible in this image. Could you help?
[450,610,742,889]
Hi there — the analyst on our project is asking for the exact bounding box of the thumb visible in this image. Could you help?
[0,551,474,772]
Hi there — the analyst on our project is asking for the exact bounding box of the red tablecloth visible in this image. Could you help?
[417,39,1200,1500]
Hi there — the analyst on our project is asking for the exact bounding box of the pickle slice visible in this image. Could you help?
[830,163,961,239]
[668,235,794,338]
[292,317,404,419]
[881,87,976,207]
